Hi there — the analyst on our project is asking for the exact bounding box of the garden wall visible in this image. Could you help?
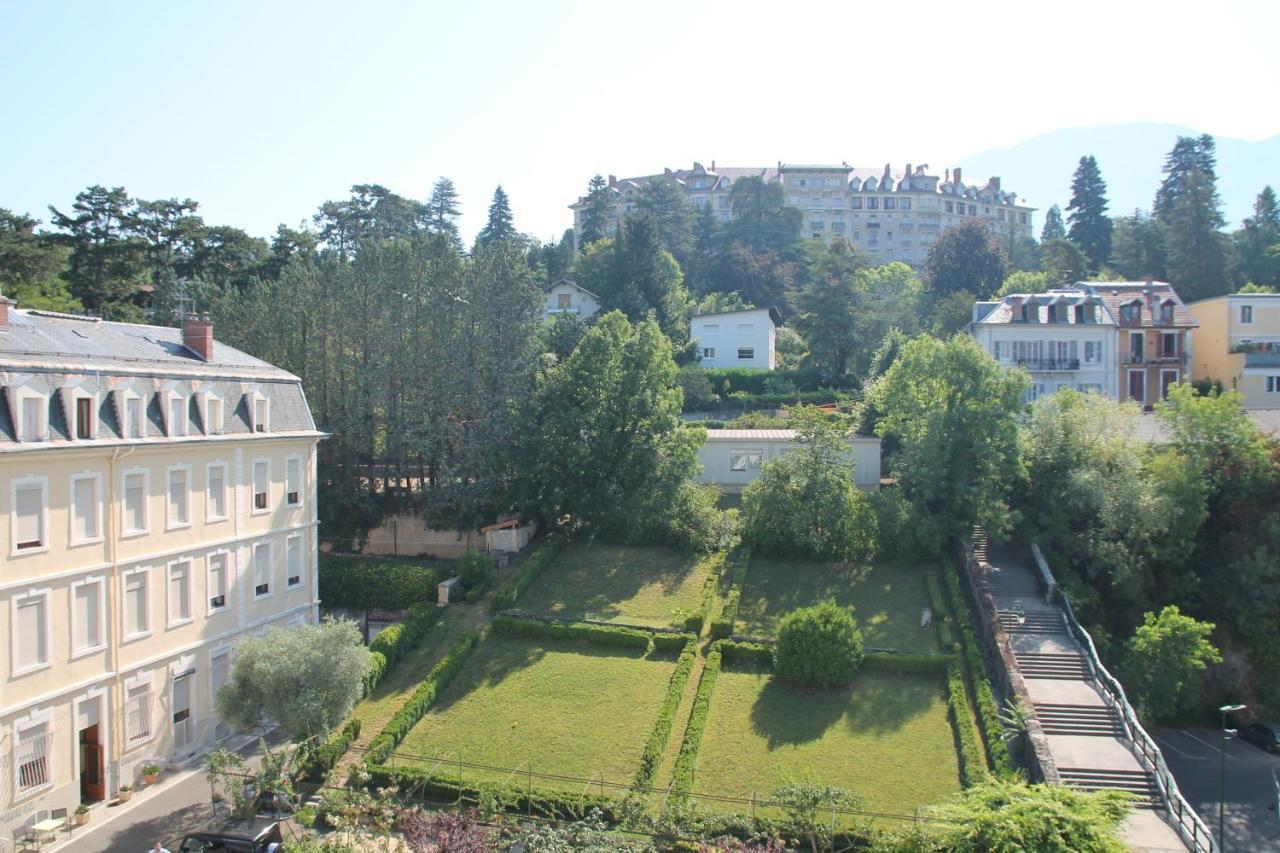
[360,512,486,558]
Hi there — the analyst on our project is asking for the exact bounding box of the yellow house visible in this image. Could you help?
[0,296,323,839]
[1188,293,1280,408]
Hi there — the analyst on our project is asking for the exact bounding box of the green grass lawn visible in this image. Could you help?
[736,557,938,652]
[515,544,718,628]
[692,668,961,816]
[397,635,678,789]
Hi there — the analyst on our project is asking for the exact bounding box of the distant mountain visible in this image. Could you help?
[958,123,1280,229]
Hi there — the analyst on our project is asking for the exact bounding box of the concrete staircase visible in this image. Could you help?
[1034,702,1125,737]
[1058,766,1160,806]
[1014,650,1091,680]
[999,609,1066,634]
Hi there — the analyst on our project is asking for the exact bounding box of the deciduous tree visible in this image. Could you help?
[924,220,1007,298]
[1124,606,1221,722]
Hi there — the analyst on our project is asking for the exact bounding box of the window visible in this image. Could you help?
[702,347,715,359]
[253,459,270,512]
[207,462,228,521]
[866,197,879,210]
[557,292,571,309]
[13,480,46,552]
[944,201,954,213]
[125,680,153,744]
[75,396,93,439]
[123,470,148,535]
[701,324,719,335]
[850,197,862,210]
[737,348,755,360]
[1121,302,1141,324]
[253,397,269,432]
[253,541,272,598]
[208,553,228,611]
[1160,302,1175,324]
[1161,369,1179,400]
[737,323,754,334]
[167,466,190,529]
[124,569,150,638]
[1241,305,1254,324]
[1128,369,1146,403]
[73,578,105,654]
[1267,376,1280,394]
[13,591,49,672]
[1084,341,1102,364]
[1162,332,1178,357]
[729,449,764,471]
[286,457,302,506]
[884,198,896,210]
[900,198,911,210]
[205,397,224,435]
[997,209,1006,221]
[1129,331,1145,362]
[169,396,187,437]
[168,560,192,625]
[125,396,144,438]
[287,535,302,587]
[71,474,101,544]
[968,204,977,216]
[15,720,52,793]
[19,396,44,442]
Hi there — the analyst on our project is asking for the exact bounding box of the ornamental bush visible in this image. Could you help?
[773,600,864,688]
[457,548,494,591]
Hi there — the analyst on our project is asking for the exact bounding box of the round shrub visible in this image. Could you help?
[456,549,494,591]
[773,600,864,687]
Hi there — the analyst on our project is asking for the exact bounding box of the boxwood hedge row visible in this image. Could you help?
[670,644,723,801]
[944,564,1014,778]
[319,555,440,610]
[633,638,698,790]
[299,717,361,784]
[365,601,441,694]
[491,614,652,651]
[709,550,750,639]
[490,539,565,612]
[946,663,989,788]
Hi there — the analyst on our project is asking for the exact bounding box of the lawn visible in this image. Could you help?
[692,668,962,816]
[397,635,679,788]
[736,557,938,653]
[515,544,718,628]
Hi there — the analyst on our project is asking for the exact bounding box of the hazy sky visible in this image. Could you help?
[3,0,1276,244]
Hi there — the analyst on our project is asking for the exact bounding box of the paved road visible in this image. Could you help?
[1155,727,1280,851]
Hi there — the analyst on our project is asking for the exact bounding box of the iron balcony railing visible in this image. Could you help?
[1016,358,1080,371]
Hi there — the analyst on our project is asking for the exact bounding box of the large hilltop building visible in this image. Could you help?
[569,160,1035,267]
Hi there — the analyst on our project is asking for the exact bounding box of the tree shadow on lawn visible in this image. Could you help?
[748,671,938,748]
[525,544,708,620]
[737,559,872,630]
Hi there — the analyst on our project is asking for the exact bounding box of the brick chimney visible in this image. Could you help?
[1008,295,1023,320]
[0,292,13,329]
[182,313,214,361]
[989,176,1001,192]
[953,167,963,186]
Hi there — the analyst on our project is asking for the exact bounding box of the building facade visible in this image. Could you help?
[690,308,778,370]
[569,161,1035,267]
[971,288,1118,400]
[0,298,322,838]
[1188,293,1280,408]
[1090,283,1197,406]
[542,281,600,321]
[695,429,880,492]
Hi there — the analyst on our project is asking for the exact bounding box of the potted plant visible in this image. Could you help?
[75,803,90,825]
[117,784,133,803]
[140,763,161,785]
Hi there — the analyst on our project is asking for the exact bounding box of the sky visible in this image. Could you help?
[3,0,1277,245]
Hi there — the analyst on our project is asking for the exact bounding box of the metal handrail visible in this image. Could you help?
[1051,577,1218,853]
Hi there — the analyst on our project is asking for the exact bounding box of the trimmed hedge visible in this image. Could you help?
[944,565,1014,778]
[364,764,624,823]
[946,663,989,788]
[671,644,723,801]
[716,638,773,669]
[926,573,957,648]
[698,367,854,396]
[652,632,697,655]
[362,632,480,767]
[490,539,565,612]
[319,555,440,610]
[299,718,361,783]
[684,561,722,634]
[364,601,442,694]
[634,638,698,790]
[861,650,954,675]
[491,614,651,651]
[709,550,750,639]
[726,389,853,410]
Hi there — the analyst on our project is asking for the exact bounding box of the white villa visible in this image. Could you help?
[690,307,778,370]
[542,281,600,321]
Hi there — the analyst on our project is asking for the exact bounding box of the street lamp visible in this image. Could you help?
[1219,703,1246,851]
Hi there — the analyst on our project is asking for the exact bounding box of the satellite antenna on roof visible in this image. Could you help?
[174,278,196,322]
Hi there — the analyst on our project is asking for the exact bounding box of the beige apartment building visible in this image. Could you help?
[0,296,322,840]
[1188,293,1280,408]
[569,160,1035,267]
[1089,283,1197,406]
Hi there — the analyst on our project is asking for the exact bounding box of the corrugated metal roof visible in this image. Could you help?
[704,429,797,440]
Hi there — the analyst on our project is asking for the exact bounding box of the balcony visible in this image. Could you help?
[1245,352,1280,368]
[1122,352,1187,365]
[1016,358,1080,371]
[546,307,581,315]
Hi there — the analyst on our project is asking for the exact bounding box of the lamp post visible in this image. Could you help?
[1219,703,1246,851]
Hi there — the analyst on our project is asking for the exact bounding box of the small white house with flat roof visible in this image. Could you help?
[691,307,779,370]
[543,281,600,320]
[696,429,881,491]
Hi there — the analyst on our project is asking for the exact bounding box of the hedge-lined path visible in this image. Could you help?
[646,636,713,813]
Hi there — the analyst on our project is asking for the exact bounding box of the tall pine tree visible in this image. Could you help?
[1235,186,1280,288]
[1110,210,1167,281]
[1041,205,1066,242]
[579,175,612,249]
[1154,135,1229,300]
[425,177,462,250]
[1066,156,1112,273]
[475,185,516,248]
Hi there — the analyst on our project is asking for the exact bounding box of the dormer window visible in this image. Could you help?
[206,397,224,435]
[1121,302,1141,324]
[18,395,46,443]
[75,397,93,439]
[1160,301,1175,325]
[168,396,187,437]
[253,397,269,433]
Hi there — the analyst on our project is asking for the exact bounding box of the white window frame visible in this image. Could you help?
[69,471,104,547]
[1160,368,1180,400]
[13,388,49,443]
[253,540,273,600]
[286,534,303,588]
[250,393,270,433]
[166,393,188,438]
[702,347,715,359]
[1241,304,1254,324]
[10,587,52,676]
[120,390,146,439]
[123,672,155,749]
[12,710,55,800]
[122,567,152,641]
[206,461,230,523]
[11,475,49,556]
[70,574,107,659]
[1267,375,1280,394]
[251,458,271,515]
[729,448,764,472]
[167,557,194,628]
[207,550,231,615]
[1084,341,1102,364]
[70,388,97,440]
[121,467,150,538]
[166,464,192,531]
[285,455,302,508]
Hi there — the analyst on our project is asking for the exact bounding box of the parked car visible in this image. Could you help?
[1238,722,1280,753]
[178,819,283,852]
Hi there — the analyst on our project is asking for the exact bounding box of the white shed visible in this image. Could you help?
[543,281,600,320]
[695,429,881,492]
[690,307,778,370]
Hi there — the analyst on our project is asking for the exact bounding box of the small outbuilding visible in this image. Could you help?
[695,429,881,492]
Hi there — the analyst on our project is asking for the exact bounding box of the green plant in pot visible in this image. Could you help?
[75,803,90,824]
[140,763,161,784]
[118,784,133,802]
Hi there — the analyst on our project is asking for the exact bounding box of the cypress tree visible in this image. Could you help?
[1040,205,1066,242]
[1066,156,1112,273]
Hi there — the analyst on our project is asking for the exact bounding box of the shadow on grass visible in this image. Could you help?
[520,544,708,620]
[748,670,941,748]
